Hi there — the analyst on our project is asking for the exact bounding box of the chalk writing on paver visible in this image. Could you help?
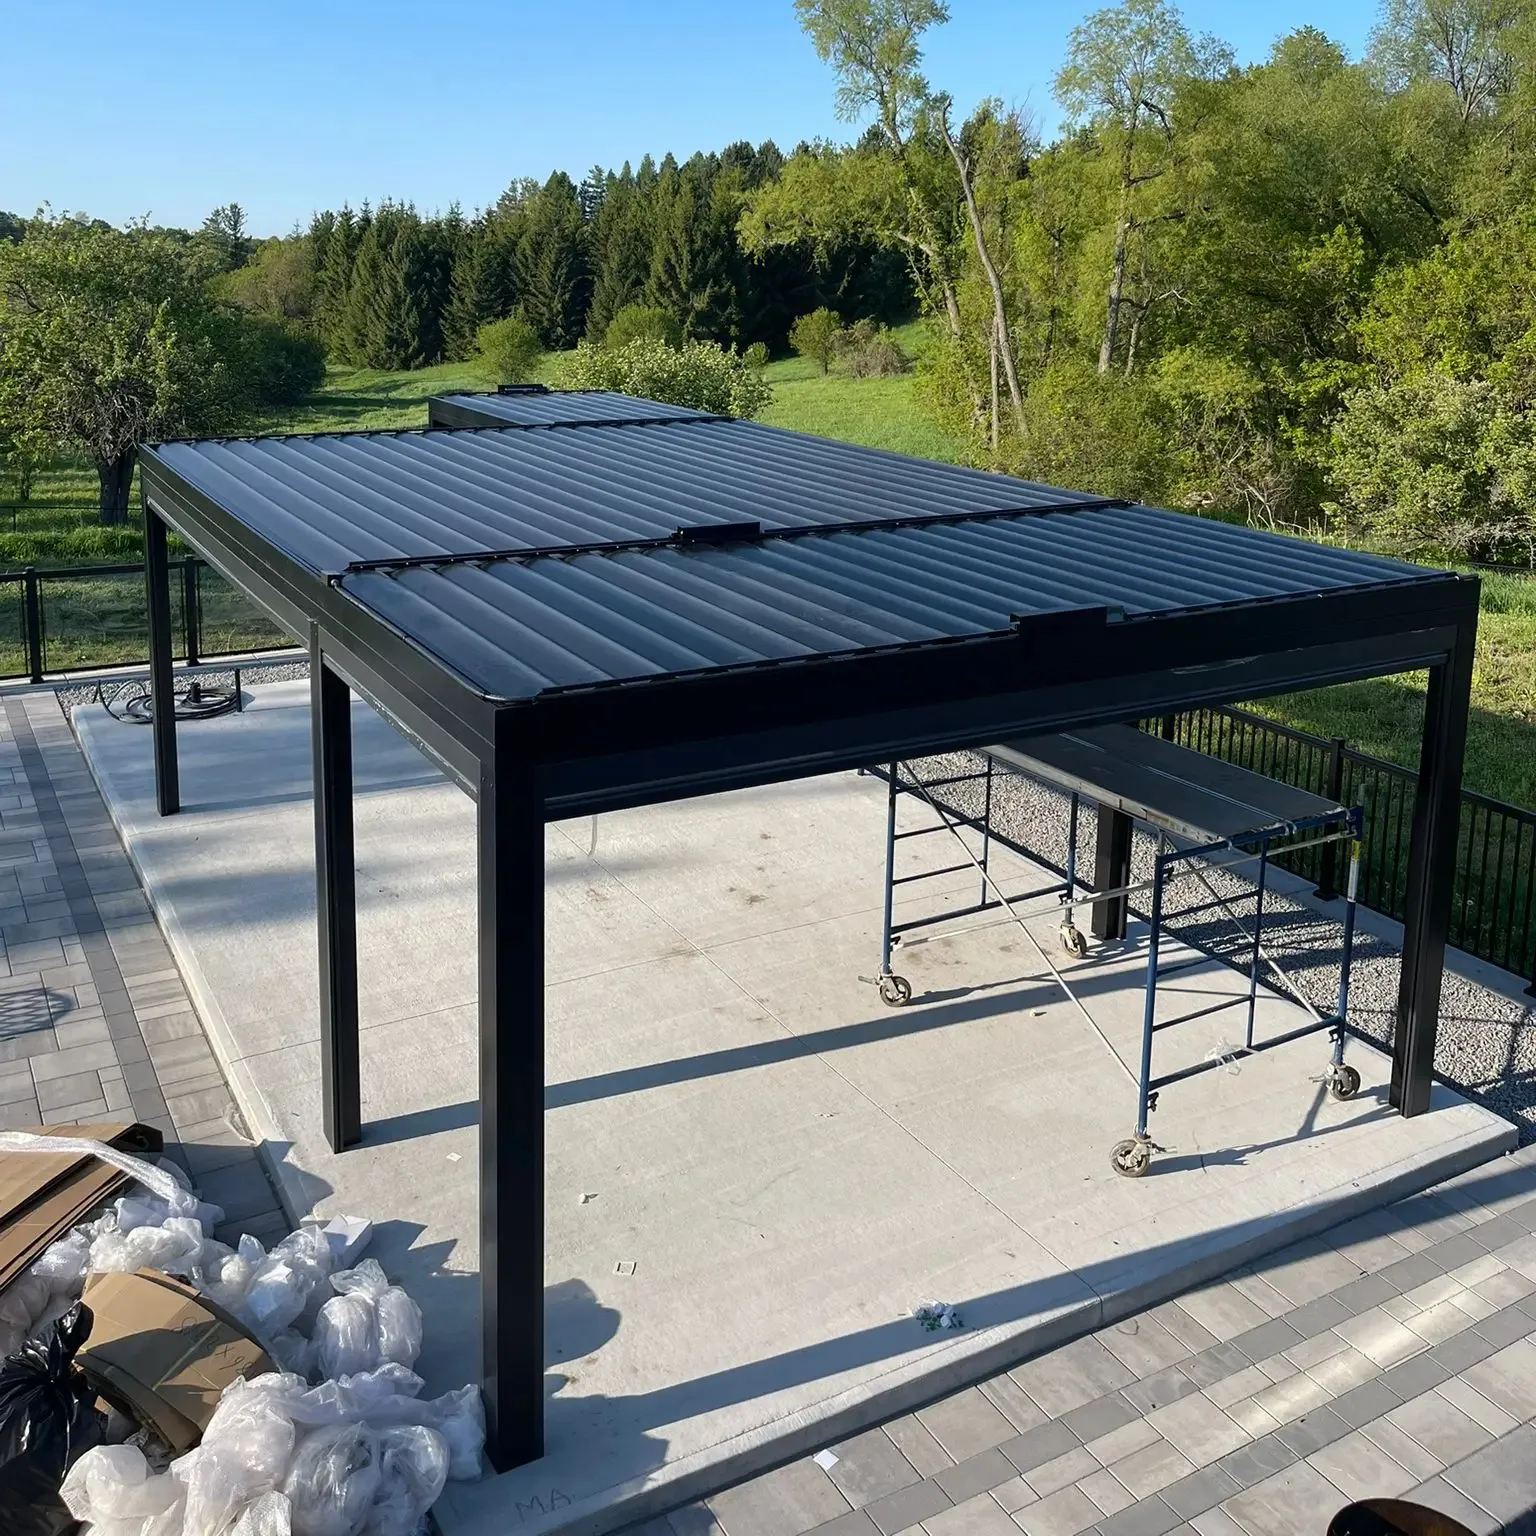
[514,1490,572,1522]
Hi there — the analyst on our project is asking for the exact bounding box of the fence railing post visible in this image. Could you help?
[1160,713,1176,742]
[1314,736,1347,899]
[182,558,201,666]
[22,567,43,685]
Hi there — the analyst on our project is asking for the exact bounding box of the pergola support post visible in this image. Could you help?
[1391,614,1476,1116]
[312,630,361,1153]
[478,721,545,1471]
[144,505,179,817]
[1091,806,1131,942]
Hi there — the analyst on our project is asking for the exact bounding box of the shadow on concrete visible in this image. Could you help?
[1148,1083,1397,1175]
[0,984,71,1041]
[360,971,1391,1199]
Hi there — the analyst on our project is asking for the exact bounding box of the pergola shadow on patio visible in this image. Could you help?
[135,387,1479,1472]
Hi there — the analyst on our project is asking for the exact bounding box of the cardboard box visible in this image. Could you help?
[79,1269,272,1452]
[0,1122,164,1290]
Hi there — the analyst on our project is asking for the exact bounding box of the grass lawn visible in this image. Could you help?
[758,322,966,463]
[7,334,1536,809]
[1251,570,1536,806]
[244,357,504,435]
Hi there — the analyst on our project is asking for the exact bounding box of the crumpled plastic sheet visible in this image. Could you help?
[911,1301,964,1331]
[230,1490,293,1536]
[174,1375,301,1536]
[367,1425,448,1536]
[59,1363,484,1536]
[313,1262,422,1380]
[193,1228,339,1349]
[282,1422,380,1536]
[90,1216,211,1278]
[0,1132,195,1208]
[115,1191,224,1237]
[60,1443,186,1536]
[2,1135,479,1536]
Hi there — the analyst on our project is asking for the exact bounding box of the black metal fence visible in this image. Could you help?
[0,557,292,683]
[1151,707,1536,993]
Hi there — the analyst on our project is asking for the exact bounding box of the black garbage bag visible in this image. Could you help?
[0,1301,104,1536]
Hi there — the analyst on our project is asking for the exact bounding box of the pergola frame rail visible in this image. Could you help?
[134,418,1480,1474]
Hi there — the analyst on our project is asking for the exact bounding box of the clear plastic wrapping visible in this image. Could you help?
[0,1160,474,1532]
[281,1423,380,1536]
[365,1424,448,1536]
[430,1384,485,1482]
[174,1374,302,1536]
[230,1489,295,1536]
[89,1214,209,1277]
[313,1262,422,1380]
[59,1443,185,1536]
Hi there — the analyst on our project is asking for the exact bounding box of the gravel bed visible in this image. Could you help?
[910,751,1536,1142]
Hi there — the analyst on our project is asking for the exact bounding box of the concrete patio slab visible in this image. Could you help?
[73,680,1514,1536]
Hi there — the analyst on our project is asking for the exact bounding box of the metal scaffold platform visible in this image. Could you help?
[869,724,1365,1177]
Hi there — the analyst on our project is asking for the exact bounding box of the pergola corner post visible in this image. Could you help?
[1391,599,1478,1116]
[1090,806,1132,942]
[144,503,179,816]
[478,713,545,1472]
[311,628,361,1154]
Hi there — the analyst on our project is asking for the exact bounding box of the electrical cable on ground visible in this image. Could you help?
[97,676,241,725]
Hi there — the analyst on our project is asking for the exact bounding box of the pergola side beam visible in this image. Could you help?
[144,504,179,817]
[478,720,545,1471]
[1392,603,1478,1115]
[312,629,361,1153]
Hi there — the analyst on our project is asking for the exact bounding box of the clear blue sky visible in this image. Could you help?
[5,0,1383,237]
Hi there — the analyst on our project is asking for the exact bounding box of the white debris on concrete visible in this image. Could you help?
[0,1135,482,1536]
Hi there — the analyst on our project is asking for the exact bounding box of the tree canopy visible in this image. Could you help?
[763,0,1536,561]
[0,217,240,522]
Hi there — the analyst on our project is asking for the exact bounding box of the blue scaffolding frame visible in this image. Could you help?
[871,727,1365,1176]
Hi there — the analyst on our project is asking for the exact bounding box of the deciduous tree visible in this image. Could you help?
[0,217,238,523]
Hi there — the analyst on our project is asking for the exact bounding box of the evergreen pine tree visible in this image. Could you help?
[343,205,420,368]
[393,215,435,369]
[316,206,360,359]
[515,173,591,349]
[586,169,653,339]
[647,163,739,342]
[579,166,607,223]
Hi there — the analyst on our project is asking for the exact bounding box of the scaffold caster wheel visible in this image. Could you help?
[1110,1137,1152,1178]
[1329,1064,1361,1101]
[1060,923,1088,959]
[878,974,912,1008]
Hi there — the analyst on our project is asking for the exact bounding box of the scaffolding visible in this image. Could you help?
[869,726,1365,1177]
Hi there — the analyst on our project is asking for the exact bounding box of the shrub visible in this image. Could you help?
[0,429,45,503]
[743,341,770,369]
[476,314,542,385]
[789,308,843,374]
[835,320,907,378]
[1326,370,1536,561]
[555,338,772,418]
[230,318,326,406]
[1004,358,1171,503]
[604,305,683,350]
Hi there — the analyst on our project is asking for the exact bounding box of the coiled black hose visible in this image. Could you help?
[98,677,241,724]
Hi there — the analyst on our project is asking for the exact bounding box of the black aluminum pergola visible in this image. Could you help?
[136,390,1478,1472]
